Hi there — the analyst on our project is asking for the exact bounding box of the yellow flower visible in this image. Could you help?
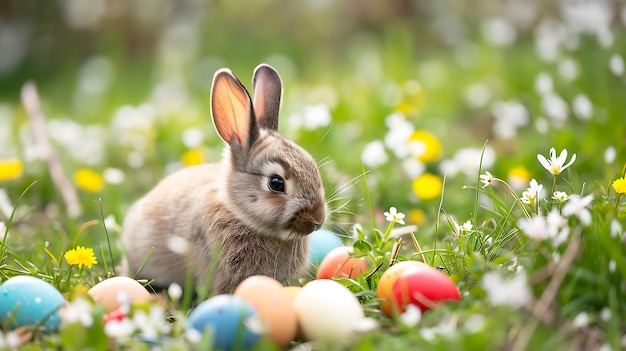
[613,176,626,194]
[508,165,531,190]
[412,173,442,200]
[408,209,426,225]
[407,130,441,163]
[181,149,204,167]
[74,169,104,192]
[64,246,97,269]
[0,158,23,181]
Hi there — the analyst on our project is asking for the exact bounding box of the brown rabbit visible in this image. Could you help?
[121,64,326,293]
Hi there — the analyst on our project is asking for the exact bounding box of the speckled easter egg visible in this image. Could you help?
[308,229,344,265]
[234,275,298,348]
[87,276,151,312]
[0,275,65,331]
[187,294,262,350]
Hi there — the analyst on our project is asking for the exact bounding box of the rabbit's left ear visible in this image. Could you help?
[252,64,282,131]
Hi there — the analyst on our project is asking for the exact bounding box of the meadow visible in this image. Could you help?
[0,0,625,350]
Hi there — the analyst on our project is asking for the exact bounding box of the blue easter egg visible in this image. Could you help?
[308,229,344,265]
[187,294,262,350]
[0,275,65,331]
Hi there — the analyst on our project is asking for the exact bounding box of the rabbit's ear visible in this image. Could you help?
[211,69,259,148]
[252,64,282,131]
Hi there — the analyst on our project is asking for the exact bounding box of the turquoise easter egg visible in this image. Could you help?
[187,294,262,350]
[308,229,343,265]
[0,276,66,331]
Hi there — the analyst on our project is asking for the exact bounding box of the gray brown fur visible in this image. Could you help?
[121,64,326,293]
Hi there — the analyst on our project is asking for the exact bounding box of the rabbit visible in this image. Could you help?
[121,64,326,294]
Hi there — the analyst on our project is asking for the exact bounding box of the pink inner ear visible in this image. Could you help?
[212,73,252,145]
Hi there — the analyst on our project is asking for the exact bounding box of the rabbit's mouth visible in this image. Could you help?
[287,203,326,237]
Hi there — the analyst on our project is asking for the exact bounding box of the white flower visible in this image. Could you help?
[572,94,593,120]
[610,219,622,239]
[535,72,553,95]
[518,216,550,241]
[609,54,624,76]
[133,305,171,339]
[455,220,474,236]
[521,179,544,204]
[105,318,135,338]
[167,236,191,255]
[541,93,568,126]
[354,317,379,333]
[572,312,590,329]
[482,271,532,307]
[384,207,406,225]
[60,297,94,327]
[562,194,594,226]
[537,147,577,175]
[480,171,494,188]
[167,283,183,302]
[604,146,616,164]
[400,304,422,327]
[361,140,388,168]
[552,191,569,203]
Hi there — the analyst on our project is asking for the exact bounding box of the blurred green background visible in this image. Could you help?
[0,0,625,239]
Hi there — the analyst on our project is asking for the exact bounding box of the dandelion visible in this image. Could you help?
[64,246,98,269]
[407,130,441,163]
[612,176,626,194]
[537,147,577,176]
[412,173,442,200]
[562,194,594,226]
[408,209,426,225]
[74,168,104,192]
[508,165,531,191]
[181,149,204,167]
[552,191,569,203]
[479,171,494,188]
[0,158,23,181]
[384,207,406,225]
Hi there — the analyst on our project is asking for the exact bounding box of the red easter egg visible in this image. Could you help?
[391,265,460,313]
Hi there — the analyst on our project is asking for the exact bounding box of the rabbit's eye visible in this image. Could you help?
[268,176,285,192]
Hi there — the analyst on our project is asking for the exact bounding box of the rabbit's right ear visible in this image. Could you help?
[211,69,259,148]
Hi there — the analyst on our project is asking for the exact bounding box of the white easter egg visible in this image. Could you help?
[293,279,364,344]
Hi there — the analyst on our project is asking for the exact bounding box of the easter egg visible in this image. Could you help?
[87,276,151,312]
[0,275,65,331]
[392,265,460,313]
[308,229,343,265]
[282,286,304,339]
[376,261,429,316]
[316,247,367,279]
[187,294,262,350]
[234,276,298,348]
[293,279,364,344]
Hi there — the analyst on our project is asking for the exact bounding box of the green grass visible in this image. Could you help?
[1,1,625,350]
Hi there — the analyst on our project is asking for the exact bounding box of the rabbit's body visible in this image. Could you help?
[122,65,326,293]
